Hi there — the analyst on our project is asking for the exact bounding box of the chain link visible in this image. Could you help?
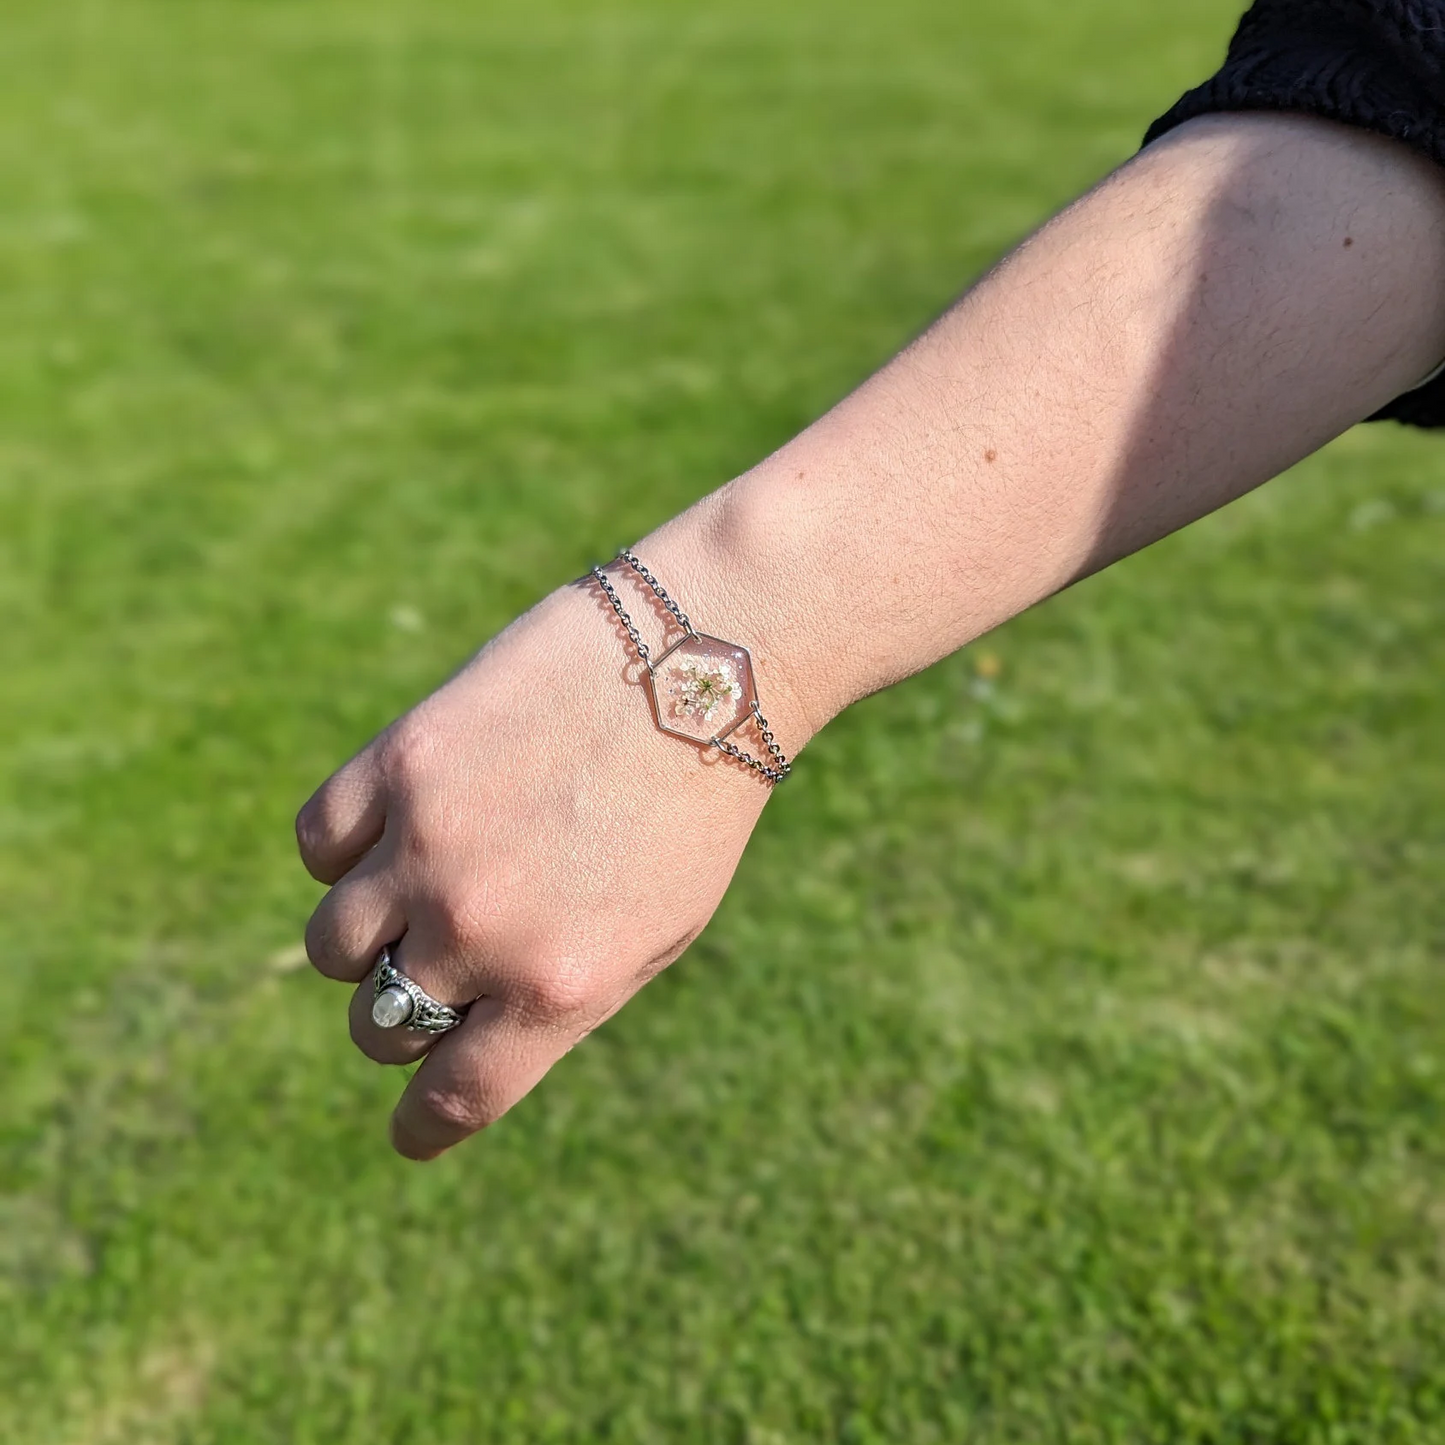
[618,549,695,638]
[590,553,792,785]
[590,563,652,665]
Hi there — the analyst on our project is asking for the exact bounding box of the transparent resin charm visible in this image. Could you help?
[646,633,758,744]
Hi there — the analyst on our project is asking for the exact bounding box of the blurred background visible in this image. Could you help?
[4,0,1445,1439]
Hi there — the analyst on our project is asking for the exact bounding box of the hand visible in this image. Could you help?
[296,542,805,1159]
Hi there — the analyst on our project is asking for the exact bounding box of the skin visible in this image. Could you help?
[297,114,1445,1160]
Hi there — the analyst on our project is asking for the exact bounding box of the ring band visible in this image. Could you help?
[370,945,469,1035]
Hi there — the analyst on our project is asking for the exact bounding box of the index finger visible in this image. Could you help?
[295,746,387,884]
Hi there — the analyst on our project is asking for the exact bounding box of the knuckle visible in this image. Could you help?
[417,1085,492,1136]
[430,896,479,954]
[420,876,506,958]
[294,800,329,865]
[382,715,436,786]
[516,961,593,1023]
[303,909,336,973]
[305,903,367,980]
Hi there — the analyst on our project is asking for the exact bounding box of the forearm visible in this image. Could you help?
[638,115,1445,744]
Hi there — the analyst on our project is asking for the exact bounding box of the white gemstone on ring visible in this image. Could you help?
[371,943,468,1034]
[372,984,415,1029]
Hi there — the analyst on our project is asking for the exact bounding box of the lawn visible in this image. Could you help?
[4,0,1445,1440]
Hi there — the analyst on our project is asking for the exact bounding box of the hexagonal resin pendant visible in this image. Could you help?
[647,633,757,744]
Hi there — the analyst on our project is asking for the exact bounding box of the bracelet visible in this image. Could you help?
[591,550,793,784]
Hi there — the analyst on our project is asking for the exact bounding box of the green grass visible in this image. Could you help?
[4,0,1445,1439]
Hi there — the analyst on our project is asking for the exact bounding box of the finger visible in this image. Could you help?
[389,998,571,1160]
[347,929,487,1067]
[304,853,407,983]
[295,747,387,884]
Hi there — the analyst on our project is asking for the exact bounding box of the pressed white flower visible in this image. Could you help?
[671,660,742,722]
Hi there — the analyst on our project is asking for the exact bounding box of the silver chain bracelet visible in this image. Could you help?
[591,550,792,784]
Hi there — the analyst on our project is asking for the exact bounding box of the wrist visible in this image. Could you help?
[625,477,843,761]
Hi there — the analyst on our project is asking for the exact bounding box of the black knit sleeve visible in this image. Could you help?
[1143,0,1445,427]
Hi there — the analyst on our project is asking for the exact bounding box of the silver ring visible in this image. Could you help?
[370,944,469,1034]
